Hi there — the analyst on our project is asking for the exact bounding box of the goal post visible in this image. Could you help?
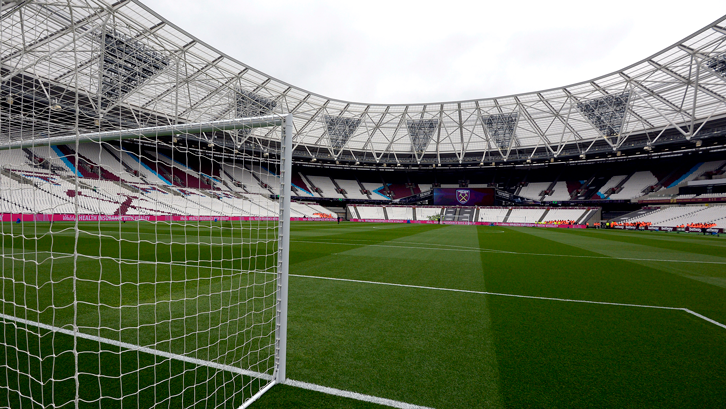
[0,114,293,408]
[275,114,293,384]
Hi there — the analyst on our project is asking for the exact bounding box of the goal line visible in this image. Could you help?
[0,311,432,409]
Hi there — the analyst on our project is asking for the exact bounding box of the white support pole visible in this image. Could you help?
[276,113,293,383]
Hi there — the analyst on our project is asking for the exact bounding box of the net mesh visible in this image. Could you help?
[0,117,289,407]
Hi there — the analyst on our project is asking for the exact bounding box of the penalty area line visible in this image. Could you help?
[682,308,726,330]
[290,274,681,310]
[290,274,726,330]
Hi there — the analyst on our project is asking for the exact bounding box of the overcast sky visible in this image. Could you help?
[142,0,725,104]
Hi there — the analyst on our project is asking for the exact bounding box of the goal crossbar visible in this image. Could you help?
[0,114,285,151]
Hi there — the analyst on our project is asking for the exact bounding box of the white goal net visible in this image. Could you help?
[0,115,293,408]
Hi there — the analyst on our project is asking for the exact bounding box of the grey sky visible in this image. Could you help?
[142,0,725,104]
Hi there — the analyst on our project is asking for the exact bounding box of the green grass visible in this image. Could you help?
[2,221,725,408]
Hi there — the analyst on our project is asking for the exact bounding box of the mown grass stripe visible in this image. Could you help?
[291,239,726,265]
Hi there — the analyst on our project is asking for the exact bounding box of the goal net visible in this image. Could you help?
[0,115,293,408]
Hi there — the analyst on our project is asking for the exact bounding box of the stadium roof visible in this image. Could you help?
[2,0,726,165]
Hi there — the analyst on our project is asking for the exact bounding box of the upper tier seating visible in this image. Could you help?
[609,171,658,200]
[518,182,549,200]
[119,149,171,185]
[76,144,146,184]
[335,179,369,199]
[292,173,315,197]
[306,175,345,199]
[249,163,280,195]
[145,150,212,189]
[0,150,36,172]
[544,181,571,201]
[667,161,726,188]
[387,184,413,199]
[596,175,627,199]
[221,163,271,195]
[361,182,390,200]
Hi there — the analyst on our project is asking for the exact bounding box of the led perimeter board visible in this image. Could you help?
[433,188,495,206]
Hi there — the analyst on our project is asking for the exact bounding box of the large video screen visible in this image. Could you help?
[433,188,495,206]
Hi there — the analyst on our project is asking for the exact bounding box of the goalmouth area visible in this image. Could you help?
[3,220,724,408]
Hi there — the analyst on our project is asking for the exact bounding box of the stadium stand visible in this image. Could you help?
[415,206,443,220]
[385,206,414,221]
[506,208,547,223]
[292,173,316,196]
[477,207,510,222]
[306,175,346,199]
[595,175,627,199]
[542,208,591,224]
[335,179,369,199]
[665,161,725,188]
[355,206,386,219]
[249,163,281,196]
[221,163,269,195]
[545,181,571,202]
[518,182,550,201]
[623,205,726,228]
[609,171,658,200]
[361,182,390,200]
[119,149,171,185]
[0,144,341,219]
[386,184,414,199]
[3,139,725,228]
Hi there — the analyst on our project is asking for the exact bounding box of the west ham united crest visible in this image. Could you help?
[456,189,470,204]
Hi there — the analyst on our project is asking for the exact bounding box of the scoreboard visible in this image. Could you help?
[433,188,495,206]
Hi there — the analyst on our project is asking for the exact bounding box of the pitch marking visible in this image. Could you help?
[290,274,726,330]
[285,380,434,409]
[0,313,433,409]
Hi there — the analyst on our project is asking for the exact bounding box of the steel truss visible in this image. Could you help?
[2,1,726,164]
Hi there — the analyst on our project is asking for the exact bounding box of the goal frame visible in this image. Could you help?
[0,113,294,409]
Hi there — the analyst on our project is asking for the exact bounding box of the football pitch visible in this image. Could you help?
[2,221,726,408]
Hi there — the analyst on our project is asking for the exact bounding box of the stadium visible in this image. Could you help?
[1,0,725,407]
